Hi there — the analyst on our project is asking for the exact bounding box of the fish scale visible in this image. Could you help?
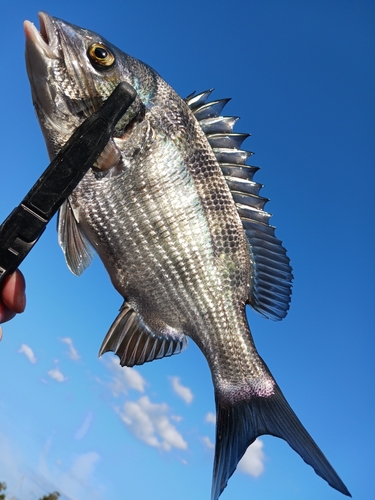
[76,131,225,337]
[25,11,350,500]
[77,95,258,397]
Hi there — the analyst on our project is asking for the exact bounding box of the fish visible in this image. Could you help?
[24,12,350,499]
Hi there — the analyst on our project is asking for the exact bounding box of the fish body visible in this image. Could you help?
[24,13,350,499]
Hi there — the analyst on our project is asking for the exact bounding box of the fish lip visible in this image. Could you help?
[24,11,59,59]
[24,12,64,142]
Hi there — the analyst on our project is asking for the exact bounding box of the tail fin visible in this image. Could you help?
[212,383,351,500]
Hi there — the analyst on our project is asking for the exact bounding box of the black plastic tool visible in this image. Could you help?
[0,81,136,283]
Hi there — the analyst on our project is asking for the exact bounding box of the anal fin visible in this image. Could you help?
[99,302,188,367]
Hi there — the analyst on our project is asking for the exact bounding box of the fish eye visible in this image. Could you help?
[87,43,115,69]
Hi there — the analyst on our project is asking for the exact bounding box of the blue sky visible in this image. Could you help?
[0,1,374,499]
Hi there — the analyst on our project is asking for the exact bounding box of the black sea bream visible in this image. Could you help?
[24,12,350,499]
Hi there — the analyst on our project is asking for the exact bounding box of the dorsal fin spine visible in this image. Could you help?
[187,89,293,320]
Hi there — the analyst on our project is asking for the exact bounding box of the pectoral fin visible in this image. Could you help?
[57,200,94,275]
[99,301,188,367]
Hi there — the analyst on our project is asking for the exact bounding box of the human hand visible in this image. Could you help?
[0,270,26,338]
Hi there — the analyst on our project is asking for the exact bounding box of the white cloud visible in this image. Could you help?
[0,431,26,488]
[18,344,37,364]
[69,451,101,479]
[0,431,103,500]
[106,357,146,395]
[61,337,80,361]
[75,412,93,440]
[57,451,103,499]
[202,436,215,450]
[38,437,52,477]
[39,445,103,500]
[205,412,216,424]
[0,433,63,500]
[47,363,67,383]
[170,376,193,404]
[171,415,183,422]
[238,439,265,477]
[118,395,187,451]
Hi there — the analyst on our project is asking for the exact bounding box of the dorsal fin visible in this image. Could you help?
[186,91,293,320]
[186,88,214,109]
[99,302,188,367]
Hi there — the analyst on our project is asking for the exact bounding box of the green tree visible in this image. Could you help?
[0,481,60,500]
[39,493,60,500]
[0,482,6,500]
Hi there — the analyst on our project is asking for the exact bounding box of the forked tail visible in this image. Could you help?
[212,381,351,500]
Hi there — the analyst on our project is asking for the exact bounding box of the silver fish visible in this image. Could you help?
[24,12,350,499]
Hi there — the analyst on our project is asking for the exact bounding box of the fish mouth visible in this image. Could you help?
[24,12,65,144]
[24,12,60,60]
[24,12,60,110]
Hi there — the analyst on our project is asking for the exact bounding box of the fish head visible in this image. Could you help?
[24,12,149,158]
